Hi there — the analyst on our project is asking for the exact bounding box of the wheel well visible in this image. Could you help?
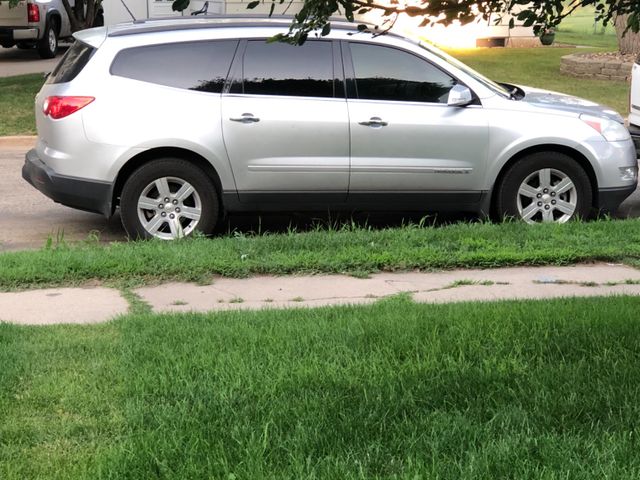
[111,147,224,215]
[490,144,598,216]
[47,12,61,33]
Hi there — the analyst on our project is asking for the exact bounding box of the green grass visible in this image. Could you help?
[3,295,640,478]
[2,219,640,290]
[554,5,618,49]
[451,46,629,114]
[0,74,43,136]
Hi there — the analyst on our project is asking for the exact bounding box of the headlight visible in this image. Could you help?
[580,113,631,142]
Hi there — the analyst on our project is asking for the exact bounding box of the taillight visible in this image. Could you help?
[43,96,95,119]
[27,4,40,23]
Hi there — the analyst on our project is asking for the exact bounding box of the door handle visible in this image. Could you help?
[230,113,260,124]
[358,117,388,127]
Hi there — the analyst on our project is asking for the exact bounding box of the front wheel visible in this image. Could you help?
[496,152,592,223]
[120,159,219,240]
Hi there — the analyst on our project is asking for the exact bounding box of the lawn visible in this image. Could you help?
[0,74,44,136]
[452,47,629,115]
[554,4,618,50]
[1,219,640,290]
[2,295,640,478]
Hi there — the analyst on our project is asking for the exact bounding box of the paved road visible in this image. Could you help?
[0,141,124,251]
[0,45,66,77]
[2,140,640,251]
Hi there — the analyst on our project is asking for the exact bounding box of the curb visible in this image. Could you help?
[0,135,37,149]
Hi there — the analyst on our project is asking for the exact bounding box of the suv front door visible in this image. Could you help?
[344,41,489,207]
[221,39,349,206]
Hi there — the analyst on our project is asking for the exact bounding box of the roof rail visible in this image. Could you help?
[107,14,375,38]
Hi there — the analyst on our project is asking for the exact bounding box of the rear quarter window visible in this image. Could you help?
[110,40,238,93]
[46,41,95,84]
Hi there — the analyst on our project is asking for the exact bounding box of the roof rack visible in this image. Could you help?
[108,14,372,38]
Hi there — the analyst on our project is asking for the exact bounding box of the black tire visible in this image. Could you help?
[37,18,58,59]
[496,151,592,223]
[93,10,104,27]
[120,158,219,240]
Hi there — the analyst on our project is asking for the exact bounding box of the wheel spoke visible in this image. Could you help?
[553,177,574,195]
[168,217,184,238]
[137,196,158,210]
[541,208,554,223]
[144,214,166,234]
[555,199,575,216]
[539,168,552,189]
[175,183,195,202]
[154,178,171,199]
[518,183,539,199]
[521,203,539,221]
[179,206,201,221]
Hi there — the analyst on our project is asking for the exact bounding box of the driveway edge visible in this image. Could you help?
[0,135,36,149]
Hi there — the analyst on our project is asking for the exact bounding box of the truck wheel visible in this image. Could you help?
[93,10,104,27]
[37,19,58,59]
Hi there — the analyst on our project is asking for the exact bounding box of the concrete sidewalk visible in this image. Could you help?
[2,263,640,325]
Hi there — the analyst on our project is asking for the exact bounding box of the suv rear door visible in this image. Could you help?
[221,39,349,206]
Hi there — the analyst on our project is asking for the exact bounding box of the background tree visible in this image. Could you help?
[175,0,640,53]
[615,14,640,55]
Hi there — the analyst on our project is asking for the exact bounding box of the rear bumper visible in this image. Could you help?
[0,27,38,43]
[22,148,112,217]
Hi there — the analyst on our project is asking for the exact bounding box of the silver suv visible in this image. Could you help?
[23,16,638,239]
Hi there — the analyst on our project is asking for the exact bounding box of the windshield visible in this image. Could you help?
[417,40,513,98]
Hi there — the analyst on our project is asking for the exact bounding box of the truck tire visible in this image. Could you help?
[37,18,58,59]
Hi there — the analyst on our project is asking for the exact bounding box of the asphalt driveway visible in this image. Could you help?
[0,45,65,77]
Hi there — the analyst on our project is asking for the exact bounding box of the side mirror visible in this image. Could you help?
[447,84,473,107]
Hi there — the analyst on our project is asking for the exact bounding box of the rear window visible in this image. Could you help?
[46,41,95,84]
[110,40,238,93]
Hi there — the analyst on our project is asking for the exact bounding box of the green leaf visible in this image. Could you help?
[247,1,260,9]
[321,23,331,36]
[171,0,190,12]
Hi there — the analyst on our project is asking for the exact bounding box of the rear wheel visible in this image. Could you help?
[120,159,219,240]
[37,19,58,59]
[496,152,592,223]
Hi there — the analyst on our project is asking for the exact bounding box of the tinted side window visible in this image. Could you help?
[241,41,334,98]
[349,43,456,103]
[110,40,238,93]
[47,41,95,84]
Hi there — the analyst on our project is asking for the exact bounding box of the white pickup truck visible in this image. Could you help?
[0,0,101,58]
[630,56,640,156]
